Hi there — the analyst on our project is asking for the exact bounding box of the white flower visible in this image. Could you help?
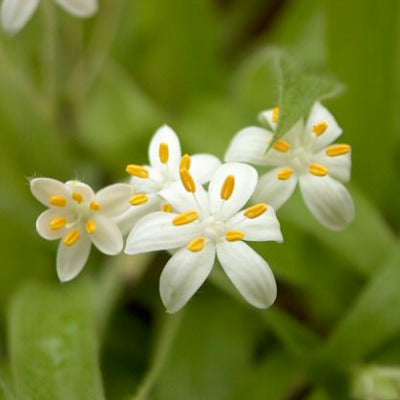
[225,102,355,231]
[1,0,98,35]
[30,178,132,282]
[125,162,282,314]
[118,124,221,235]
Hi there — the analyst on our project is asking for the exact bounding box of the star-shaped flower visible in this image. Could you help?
[125,162,282,313]
[225,102,355,231]
[30,178,132,281]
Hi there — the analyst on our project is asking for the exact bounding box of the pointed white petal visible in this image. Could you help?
[65,180,95,204]
[36,209,70,240]
[129,166,164,194]
[53,0,98,17]
[190,154,221,184]
[1,0,39,35]
[312,148,351,182]
[299,173,355,231]
[30,178,70,207]
[56,230,91,282]
[209,163,258,219]
[160,243,216,313]
[95,183,133,218]
[217,241,277,309]
[90,215,123,255]
[258,109,277,131]
[252,168,298,210]
[125,211,199,255]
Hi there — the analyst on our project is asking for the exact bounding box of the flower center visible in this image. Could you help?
[200,216,226,242]
[289,146,312,173]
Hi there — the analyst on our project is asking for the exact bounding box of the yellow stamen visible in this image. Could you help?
[180,154,191,170]
[173,210,199,226]
[277,168,294,180]
[180,168,196,193]
[129,194,149,206]
[313,122,328,136]
[159,142,169,164]
[187,237,206,252]
[72,192,83,203]
[221,175,235,200]
[50,216,67,230]
[63,229,80,246]
[325,144,351,157]
[226,230,245,242]
[244,203,268,219]
[162,203,173,213]
[309,163,329,176]
[90,200,101,211]
[273,139,291,153]
[49,195,67,207]
[86,220,96,234]
[126,164,149,178]
[272,107,280,123]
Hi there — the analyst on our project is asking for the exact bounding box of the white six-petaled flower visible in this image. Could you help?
[1,0,98,35]
[125,162,282,314]
[225,102,355,231]
[30,178,132,282]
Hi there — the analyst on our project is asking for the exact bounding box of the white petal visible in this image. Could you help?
[53,0,98,17]
[226,206,283,242]
[305,102,342,151]
[129,166,164,194]
[149,125,182,177]
[1,0,39,35]
[299,173,355,231]
[209,163,258,219]
[36,209,70,240]
[252,168,298,210]
[258,109,277,131]
[190,154,221,184]
[65,180,95,204]
[30,178,70,207]
[95,183,133,218]
[56,230,91,282]
[312,148,351,182]
[224,126,272,166]
[217,241,277,309]
[89,215,123,255]
[160,243,216,313]
[125,211,199,255]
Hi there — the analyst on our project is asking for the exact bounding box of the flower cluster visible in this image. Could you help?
[30,103,354,313]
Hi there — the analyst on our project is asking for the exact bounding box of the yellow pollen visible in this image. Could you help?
[159,142,169,164]
[244,203,268,219]
[187,237,206,252]
[162,203,173,212]
[325,144,351,157]
[173,210,199,226]
[129,194,149,206]
[90,200,101,211]
[180,168,196,193]
[272,107,280,123]
[273,140,291,153]
[49,216,67,230]
[309,163,329,176]
[49,195,67,207]
[313,122,328,136]
[126,164,149,178]
[180,154,191,170]
[221,175,235,200]
[277,168,294,180]
[72,192,83,203]
[86,220,96,234]
[63,229,80,246]
[226,230,245,242]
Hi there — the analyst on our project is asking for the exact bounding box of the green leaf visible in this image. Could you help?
[8,280,105,400]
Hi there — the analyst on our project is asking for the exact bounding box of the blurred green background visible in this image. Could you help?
[0,0,399,399]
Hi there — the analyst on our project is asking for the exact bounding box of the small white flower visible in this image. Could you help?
[125,162,282,314]
[225,102,355,231]
[30,178,132,282]
[1,0,98,35]
[118,124,221,235]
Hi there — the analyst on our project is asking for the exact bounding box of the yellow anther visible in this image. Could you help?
[162,203,173,213]
[273,139,291,153]
[180,154,191,170]
[226,230,245,242]
[126,164,149,178]
[277,168,294,180]
[272,107,280,123]
[309,163,329,176]
[159,142,169,164]
[86,220,97,234]
[187,237,206,252]
[129,194,149,206]
[63,229,80,246]
[49,216,67,230]
[49,195,67,207]
[180,168,196,193]
[325,144,351,157]
[173,210,199,226]
[244,203,268,219]
[90,200,101,211]
[220,175,235,200]
[313,122,328,136]
[72,192,83,203]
